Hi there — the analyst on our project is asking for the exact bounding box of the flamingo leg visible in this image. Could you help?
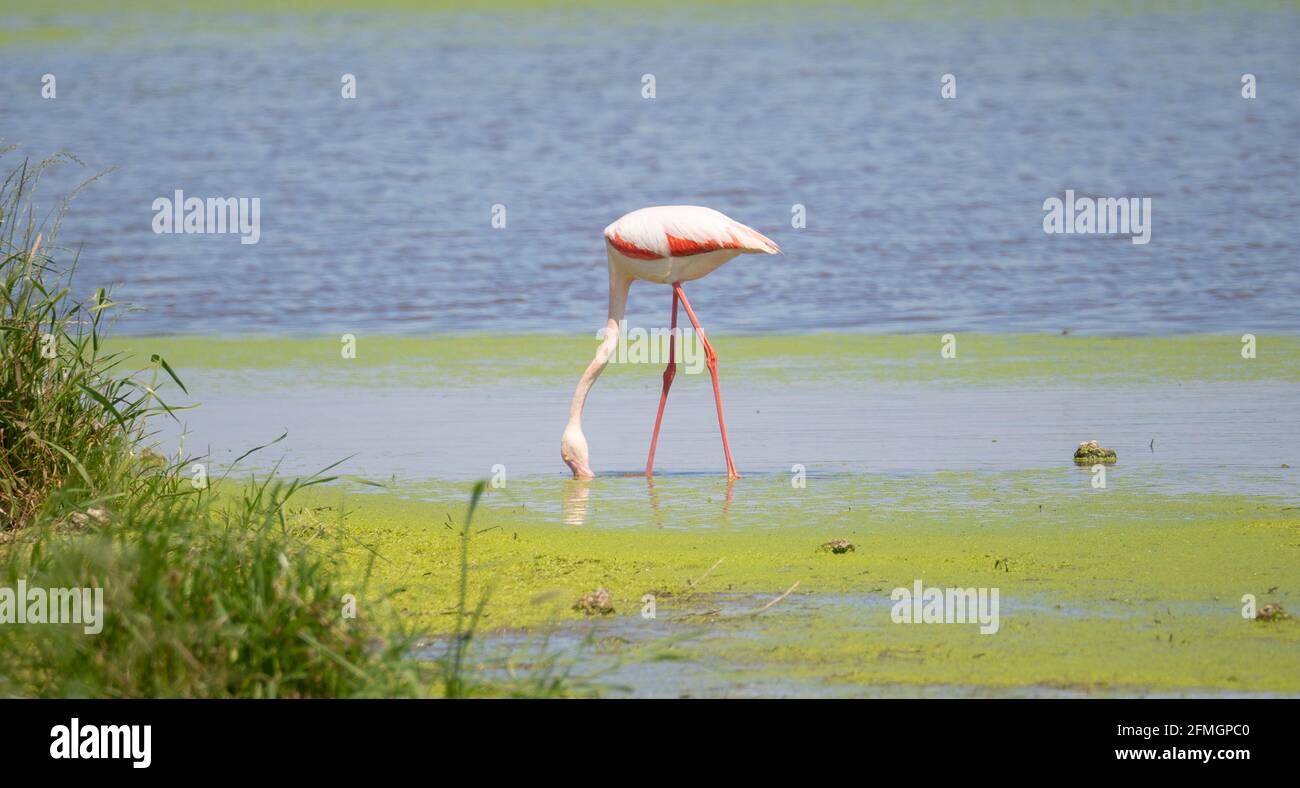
[674,283,740,479]
[645,285,679,476]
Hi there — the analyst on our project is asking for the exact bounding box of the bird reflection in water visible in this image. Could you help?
[647,476,736,527]
[562,478,591,525]
[563,475,739,527]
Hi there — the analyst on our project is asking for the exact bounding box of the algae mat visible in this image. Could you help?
[110,333,1300,388]
[286,471,1300,697]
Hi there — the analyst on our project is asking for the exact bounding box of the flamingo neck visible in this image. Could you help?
[568,267,631,426]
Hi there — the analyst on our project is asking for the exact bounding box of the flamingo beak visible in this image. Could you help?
[565,458,595,479]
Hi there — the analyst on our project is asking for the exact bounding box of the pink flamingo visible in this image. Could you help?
[561,206,780,480]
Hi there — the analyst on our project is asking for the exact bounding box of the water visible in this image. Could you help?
[157,367,1300,501]
[3,7,1298,335]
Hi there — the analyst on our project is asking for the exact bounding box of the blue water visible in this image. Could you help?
[3,6,1298,335]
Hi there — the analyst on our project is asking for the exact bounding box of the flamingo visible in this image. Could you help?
[560,205,780,480]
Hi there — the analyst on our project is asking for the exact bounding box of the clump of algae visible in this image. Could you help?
[573,587,614,615]
[1073,439,1117,464]
[1256,603,1290,622]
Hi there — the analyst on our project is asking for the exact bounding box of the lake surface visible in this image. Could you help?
[4,6,1299,335]
[155,366,1300,503]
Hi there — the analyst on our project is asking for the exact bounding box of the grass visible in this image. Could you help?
[0,153,585,698]
[0,151,141,529]
[1,472,424,698]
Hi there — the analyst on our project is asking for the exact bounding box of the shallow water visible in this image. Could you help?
[156,369,1299,501]
[4,6,1299,335]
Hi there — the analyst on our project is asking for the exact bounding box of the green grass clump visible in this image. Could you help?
[0,152,143,529]
[1,473,422,698]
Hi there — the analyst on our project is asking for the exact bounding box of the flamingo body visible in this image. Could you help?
[604,205,780,284]
[562,206,779,480]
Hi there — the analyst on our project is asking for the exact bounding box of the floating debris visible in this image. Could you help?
[572,587,614,615]
[818,539,855,554]
[1256,603,1290,622]
[1073,440,1117,465]
[684,558,724,594]
[752,581,801,615]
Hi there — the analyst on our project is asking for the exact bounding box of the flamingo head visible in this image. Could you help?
[561,425,594,479]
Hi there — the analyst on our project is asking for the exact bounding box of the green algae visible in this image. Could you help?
[1073,441,1118,465]
[4,0,1290,55]
[107,333,1300,390]
[0,26,87,48]
[4,1,1289,56]
[278,470,1300,695]
[2,0,1271,17]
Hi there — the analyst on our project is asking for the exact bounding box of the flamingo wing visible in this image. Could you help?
[604,205,780,260]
